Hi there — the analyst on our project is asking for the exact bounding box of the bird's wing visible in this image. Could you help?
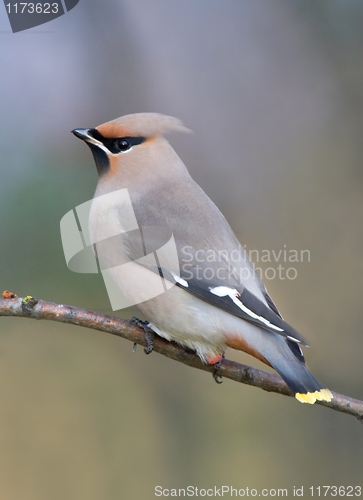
[167,251,308,345]
[109,221,308,346]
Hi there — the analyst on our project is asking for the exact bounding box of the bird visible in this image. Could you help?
[72,112,332,404]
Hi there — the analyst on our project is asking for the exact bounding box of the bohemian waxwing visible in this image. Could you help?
[72,113,332,404]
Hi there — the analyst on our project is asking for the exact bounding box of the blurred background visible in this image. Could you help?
[1,0,363,498]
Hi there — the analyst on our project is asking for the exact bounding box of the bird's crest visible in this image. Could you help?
[97,113,191,139]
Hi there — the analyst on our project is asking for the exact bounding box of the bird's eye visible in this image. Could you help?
[115,138,131,152]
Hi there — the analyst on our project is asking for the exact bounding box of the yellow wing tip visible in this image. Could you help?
[295,389,333,404]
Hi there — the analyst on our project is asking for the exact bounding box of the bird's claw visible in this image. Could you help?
[213,373,223,384]
[144,330,155,355]
[130,316,149,329]
[212,352,225,384]
[130,317,155,355]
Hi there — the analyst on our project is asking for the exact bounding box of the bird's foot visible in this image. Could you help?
[206,352,225,384]
[130,317,155,355]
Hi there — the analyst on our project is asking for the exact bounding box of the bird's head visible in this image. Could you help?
[72,113,190,185]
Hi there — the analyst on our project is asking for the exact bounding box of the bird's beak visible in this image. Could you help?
[72,128,103,149]
[72,128,93,142]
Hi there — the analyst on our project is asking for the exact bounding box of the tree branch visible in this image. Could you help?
[1,294,362,421]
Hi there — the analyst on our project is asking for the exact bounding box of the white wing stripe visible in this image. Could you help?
[171,272,189,288]
[209,286,284,332]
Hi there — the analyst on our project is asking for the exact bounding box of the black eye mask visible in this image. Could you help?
[88,129,147,154]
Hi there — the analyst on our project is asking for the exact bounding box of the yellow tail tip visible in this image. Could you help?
[295,389,333,404]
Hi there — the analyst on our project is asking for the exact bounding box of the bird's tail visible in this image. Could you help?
[272,357,332,404]
[266,338,333,404]
[226,325,333,404]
